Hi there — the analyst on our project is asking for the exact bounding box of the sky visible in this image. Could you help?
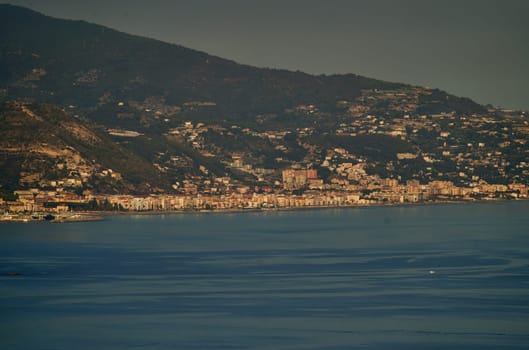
[5,0,529,110]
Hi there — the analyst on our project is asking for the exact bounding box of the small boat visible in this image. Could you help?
[43,214,55,221]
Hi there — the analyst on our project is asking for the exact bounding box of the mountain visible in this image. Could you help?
[0,4,485,121]
[3,4,526,197]
[0,101,173,193]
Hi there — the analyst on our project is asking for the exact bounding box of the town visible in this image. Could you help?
[2,86,529,221]
[2,167,527,221]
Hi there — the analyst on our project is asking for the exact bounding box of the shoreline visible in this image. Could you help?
[0,212,104,223]
[62,197,529,218]
[2,197,527,223]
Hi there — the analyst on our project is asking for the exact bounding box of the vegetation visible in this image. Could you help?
[0,4,449,122]
[304,134,414,162]
[1,5,526,196]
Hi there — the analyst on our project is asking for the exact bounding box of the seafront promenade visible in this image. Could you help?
[0,212,103,223]
[2,196,526,224]
[2,178,527,222]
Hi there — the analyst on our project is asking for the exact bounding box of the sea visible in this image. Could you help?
[1,201,529,350]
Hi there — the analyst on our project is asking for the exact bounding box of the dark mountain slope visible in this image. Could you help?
[0,101,170,193]
[0,4,485,120]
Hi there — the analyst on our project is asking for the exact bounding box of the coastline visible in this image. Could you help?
[2,197,526,223]
[67,197,529,218]
[0,212,104,224]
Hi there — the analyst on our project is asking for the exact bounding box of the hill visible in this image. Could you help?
[0,101,171,193]
[0,4,485,123]
[3,4,526,200]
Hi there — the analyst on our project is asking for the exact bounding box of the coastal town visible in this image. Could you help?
[2,5,529,223]
[1,167,527,222]
[3,7,529,350]
[2,86,529,222]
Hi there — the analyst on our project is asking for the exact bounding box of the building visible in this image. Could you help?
[282,169,319,190]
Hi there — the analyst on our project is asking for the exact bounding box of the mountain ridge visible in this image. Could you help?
[3,4,526,201]
[1,3,485,119]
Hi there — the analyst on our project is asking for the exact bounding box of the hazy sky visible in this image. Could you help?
[5,0,529,109]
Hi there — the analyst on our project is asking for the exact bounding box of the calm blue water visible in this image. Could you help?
[1,202,529,349]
